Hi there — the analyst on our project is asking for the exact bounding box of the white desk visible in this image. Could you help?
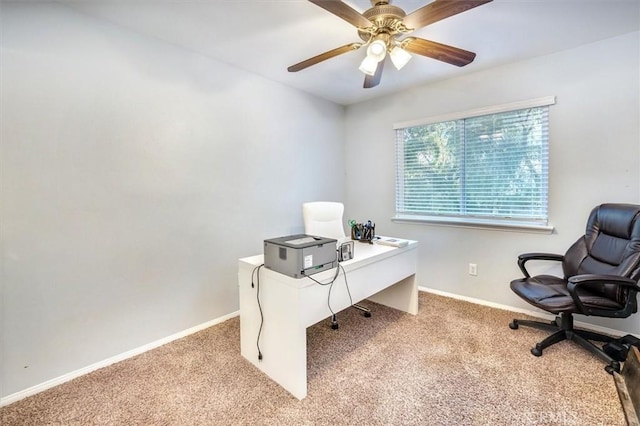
[238,240,418,399]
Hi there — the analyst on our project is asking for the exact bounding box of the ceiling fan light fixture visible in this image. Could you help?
[366,39,387,62]
[390,46,412,70]
[359,55,379,76]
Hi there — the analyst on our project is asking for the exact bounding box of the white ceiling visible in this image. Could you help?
[60,0,640,106]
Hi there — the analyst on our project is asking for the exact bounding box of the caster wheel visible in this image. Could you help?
[509,321,519,330]
[531,346,543,357]
[605,362,620,375]
[364,311,372,318]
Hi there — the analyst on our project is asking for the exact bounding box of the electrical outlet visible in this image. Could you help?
[469,263,477,276]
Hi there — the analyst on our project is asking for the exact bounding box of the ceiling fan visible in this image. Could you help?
[288,0,493,88]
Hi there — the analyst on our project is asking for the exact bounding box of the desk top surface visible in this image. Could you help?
[239,237,417,280]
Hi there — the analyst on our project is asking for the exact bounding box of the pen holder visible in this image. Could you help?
[350,220,375,243]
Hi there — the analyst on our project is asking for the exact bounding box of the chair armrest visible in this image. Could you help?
[567,274,640,317]
[517,253,564,278]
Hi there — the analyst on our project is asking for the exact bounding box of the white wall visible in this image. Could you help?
[1,3,345,398]
[345,32,640,332]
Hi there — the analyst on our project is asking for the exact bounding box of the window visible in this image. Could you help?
[394,97,555,232]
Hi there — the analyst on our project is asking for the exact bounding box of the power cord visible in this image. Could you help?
[305,264,356,329]
[251,264,265,360]
[339,263,354,307]
[304,265,341,328]
[251,259,356,348]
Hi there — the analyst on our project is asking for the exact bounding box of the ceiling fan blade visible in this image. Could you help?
[308,0,373,29]
[403,0,493,30]
[288,43,363,72]
[403,37,476,67]
[364,60,384,89]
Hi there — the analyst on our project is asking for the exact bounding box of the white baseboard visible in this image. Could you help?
[418,286,634,338]
[0,311,239,407]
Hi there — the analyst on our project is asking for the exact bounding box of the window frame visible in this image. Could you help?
[393,96,556,234]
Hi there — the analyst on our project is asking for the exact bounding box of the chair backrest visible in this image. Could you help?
[563,204,640,301]
[302,202,346,239]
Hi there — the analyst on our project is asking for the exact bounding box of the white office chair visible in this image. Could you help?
[302,201,346,240]
[302,201,371,327]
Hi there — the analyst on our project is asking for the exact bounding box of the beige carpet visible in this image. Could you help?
[1,292,625,425]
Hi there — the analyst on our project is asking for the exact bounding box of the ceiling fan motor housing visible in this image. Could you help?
[358,1,408,43]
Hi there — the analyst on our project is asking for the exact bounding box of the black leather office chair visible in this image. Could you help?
[509,203,640,373]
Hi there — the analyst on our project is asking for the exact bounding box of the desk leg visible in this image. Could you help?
[247,319,307,399]
[367,274,419,315]
[239,269,308,400]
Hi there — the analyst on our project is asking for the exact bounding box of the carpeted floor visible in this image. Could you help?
[1,292,625,425]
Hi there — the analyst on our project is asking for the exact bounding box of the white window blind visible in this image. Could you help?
[395,98,554,228]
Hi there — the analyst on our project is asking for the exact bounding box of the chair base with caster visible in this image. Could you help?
[509,313,621,374]
[330,304,372,330]
[352,303,372,317]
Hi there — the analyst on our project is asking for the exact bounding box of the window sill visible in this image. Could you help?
[392,215,554,234]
